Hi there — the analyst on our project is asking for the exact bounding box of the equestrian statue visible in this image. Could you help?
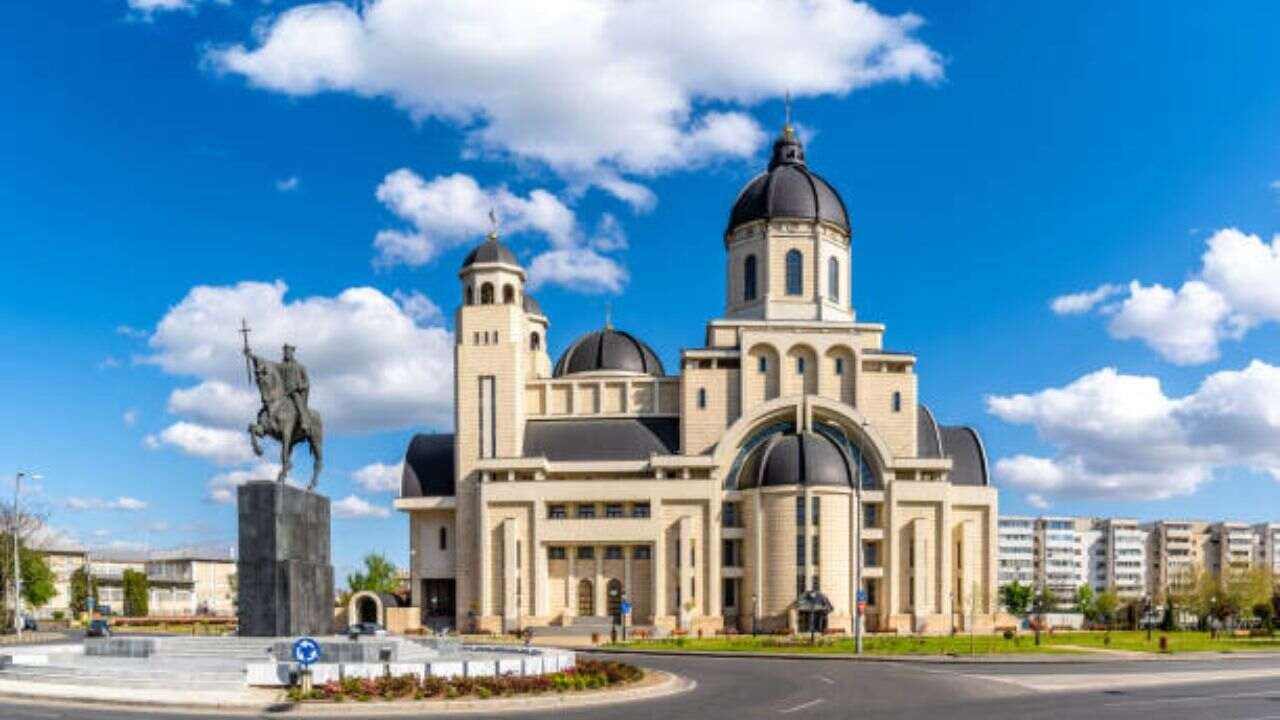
[240,319,324,488]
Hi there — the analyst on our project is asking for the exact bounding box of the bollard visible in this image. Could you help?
[300,667,313,695]
[1159,636,1168,652]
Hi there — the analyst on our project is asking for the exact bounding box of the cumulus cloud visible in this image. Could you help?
[143,280,453,437]
[66,496,148,512]
[122,408,139,427]
[373,169,628,292]
[126,0,227,20]
[207,0,941,202]
[353,461,403,493]
[1057,228,1280,364]
[275,176,300,192]
[204,462,285,505]
[332,494,391,519]
[987,360,1280,501]
[1025,493,1050,510]
[1050,284,1121,316]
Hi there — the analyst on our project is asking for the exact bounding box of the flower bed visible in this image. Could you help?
[286,659,643,703]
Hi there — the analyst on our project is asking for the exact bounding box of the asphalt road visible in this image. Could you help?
[2,652,1279,719]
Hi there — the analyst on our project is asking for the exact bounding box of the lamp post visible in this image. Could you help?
[751,593,758,637]
[11,471,41,640]
[854,426,866,656]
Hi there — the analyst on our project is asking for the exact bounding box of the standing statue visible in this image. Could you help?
[240,320,324,488]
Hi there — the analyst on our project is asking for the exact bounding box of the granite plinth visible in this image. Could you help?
[237,481,335,637]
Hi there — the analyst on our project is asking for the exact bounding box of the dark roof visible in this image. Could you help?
[939,425,989,487]
[736,431,856,489]
[523,418,679,461]
[553,327,665,377]
[402,433,456,497]
[917,404,943,459]
[523,294,544,316]
[727,129,849,236]
[461,236,519,269]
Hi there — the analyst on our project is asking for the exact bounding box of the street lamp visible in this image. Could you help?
[12,471,42,640]
[751,593,758,637]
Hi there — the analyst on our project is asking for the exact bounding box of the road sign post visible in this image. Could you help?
[620,598,632,642]
[292,637,321,695]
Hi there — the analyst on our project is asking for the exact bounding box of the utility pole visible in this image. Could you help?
[854,426,866,656]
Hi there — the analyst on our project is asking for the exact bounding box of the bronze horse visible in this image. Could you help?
[246,353,324,488]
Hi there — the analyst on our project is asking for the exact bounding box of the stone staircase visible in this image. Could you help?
[0,662,246,691]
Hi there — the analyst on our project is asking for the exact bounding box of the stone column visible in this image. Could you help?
[653,499,666,619]
[478,481,491,616]
[502,519,517,629]
[939,501,953,621]
[566,547,577,618]
[533,500,548,617]
[595,545,605,617]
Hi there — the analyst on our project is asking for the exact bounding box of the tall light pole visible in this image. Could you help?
[854,427,865,656]
[12,471,41,640]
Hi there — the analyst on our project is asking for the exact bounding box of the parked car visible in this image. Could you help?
[19,615,38,631]
[87,619,111,638]
[347,622,388,638]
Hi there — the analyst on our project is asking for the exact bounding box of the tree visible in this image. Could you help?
[1074,584,1097,621]
[0,535,57,613]
[345,554,399,595]
[998,581,1032,615]
[1034,585,1058,614]
[70,566,99,616]
[122,569,149,617]
[1094,587,1120,628]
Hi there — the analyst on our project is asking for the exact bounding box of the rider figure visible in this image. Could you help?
[280,344,310,426]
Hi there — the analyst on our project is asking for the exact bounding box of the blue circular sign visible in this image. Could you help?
[292,637,321,666]
[620,600,632,615]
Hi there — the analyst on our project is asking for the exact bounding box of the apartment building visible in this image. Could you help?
[1257,523,1280,577]
[144,549,237,616]
[997,516,1035,587]
[1035,517,1085,608]
[1212,522,1257,576]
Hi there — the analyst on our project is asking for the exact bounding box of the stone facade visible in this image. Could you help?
[397,129,1001,635]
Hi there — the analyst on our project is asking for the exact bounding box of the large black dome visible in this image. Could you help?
[727,129,849,236]
[461,235,519,269]
[553,327,664,377]
[736,431,856,489]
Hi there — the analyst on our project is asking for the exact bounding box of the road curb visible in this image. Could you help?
[583,646,1280,666]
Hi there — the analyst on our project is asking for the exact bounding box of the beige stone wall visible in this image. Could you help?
[858,362,918,457]
[681,365,741,455]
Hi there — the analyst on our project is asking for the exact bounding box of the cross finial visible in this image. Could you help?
[783,91,793,135]
[604,301,612,330]
[487,207,499,240]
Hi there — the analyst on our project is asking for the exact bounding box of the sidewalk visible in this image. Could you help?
[585,645,1279,665]
[0,632,64,646]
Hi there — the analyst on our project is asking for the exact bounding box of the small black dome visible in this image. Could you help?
[736,431,855,489]
[522,294,544,316]
[461,235,519,269]
[553,327,664,377]
[727,129,849,236]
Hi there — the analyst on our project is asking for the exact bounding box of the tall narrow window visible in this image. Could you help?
[811,496,820,526]
[439,527,447,551]
[785,250,803,295]
[796,356,805,374]
[464,286,474,306]
[743,255,757,301]
[480,283,494,304]
[530,332,541,351]
[835,357,844,375]
[828,257,840,301]
[758,356,768,373]
[697,388,707,409]
[795,496,805,526]
[478,376,496,458]
[892,391,902,413]
[502,284,515,304]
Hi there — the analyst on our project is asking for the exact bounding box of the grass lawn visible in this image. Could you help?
[610,630,1280,656]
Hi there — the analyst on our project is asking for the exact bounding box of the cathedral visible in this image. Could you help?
[395,122,1001,636]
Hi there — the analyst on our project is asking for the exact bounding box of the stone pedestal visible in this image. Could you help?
[237,481,335,637]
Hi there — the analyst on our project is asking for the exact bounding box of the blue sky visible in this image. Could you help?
[2,1,1279,580]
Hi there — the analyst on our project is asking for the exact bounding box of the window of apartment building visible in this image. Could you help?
[439,527,448,551]
[631,502,650,518]
[548,504,566,519]
[548,547,567,561]
[697,388,707,409]
[576,504,596,519]
[576,546,594,560]
[632,546,651,560]
[811,496,820,526]
[605,503,624,519]
[605,546,624,560]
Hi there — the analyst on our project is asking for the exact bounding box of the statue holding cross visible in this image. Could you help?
[239,319,325,489]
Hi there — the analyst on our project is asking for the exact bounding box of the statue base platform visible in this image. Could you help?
[236,481,335,637]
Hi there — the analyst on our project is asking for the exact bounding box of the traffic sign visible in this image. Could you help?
[620,600,632,615]
[292,637,322,667]
[856,590,866,602]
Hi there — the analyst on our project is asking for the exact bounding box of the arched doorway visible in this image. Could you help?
[358,595,379,624]
[606,579,623,623]
[577,579,595,616]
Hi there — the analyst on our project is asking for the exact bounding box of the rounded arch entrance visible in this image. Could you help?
[347,590,393,628]
[577,579,595,616]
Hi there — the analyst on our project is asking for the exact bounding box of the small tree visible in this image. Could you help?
[0,536,57,616]
[1074,584,1097,621]
[1253,602,1274,634]
[122,569,149,617]
[70,566,99,616]
[1094,587,1120,628]
[999,581,1032,615]
[345,554,400,595]
[1035,585,1058,614]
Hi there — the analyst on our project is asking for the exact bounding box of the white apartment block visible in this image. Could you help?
[1257,523,1280,576]
[1035,517,1085,608]
[997,516,1035,588]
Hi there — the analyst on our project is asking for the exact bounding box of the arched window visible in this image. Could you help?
[828,257,839,301]
[480,283,494,304]
[743,255,757,302]
[502,284,515,304]
[530,332,541,351]
[464,286,474,306]
[785,250,803,295]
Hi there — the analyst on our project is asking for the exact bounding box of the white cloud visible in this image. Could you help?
[353,461,403,493]
[144,280,453,436]
[987,360,1280,502]
[275,176,300,192]
[1058,228,1280,364]
[98,356,122,370]
[122,408,139,427]
[204,462,284,505]
[147,421,256,466]
[116,324,149,339]
[126,0,228,19]
[207,0,941,202]
[373,169,628,292]
[391,290,442,325]
[332,494,391,519]
[66,496,148,512]
[1049,283,1121,316]
[1270,179,1280,193]
[1025,493,1050,510]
